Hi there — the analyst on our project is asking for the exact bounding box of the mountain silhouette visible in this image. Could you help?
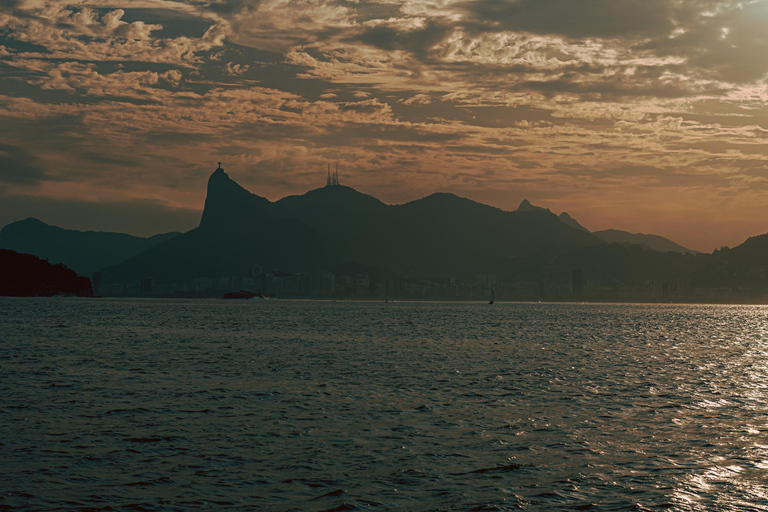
[9,165,768,302]
[102,166,603,283]
[199,166,274,229]
[0,249,93,297]
[517,199,694,253]
[683,233,768,291]
[0,218,180,277]
[558,212,589,232]
[516,199,550,213]
[593,229,696,255]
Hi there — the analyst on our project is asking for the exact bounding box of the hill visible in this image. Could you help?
[517,199,694,254]
[10,166,768,302]
[558,212,589,232]
[102,166,604,283]
[593,229,697,255]
[0,249,93,297]
[0,218,180,277]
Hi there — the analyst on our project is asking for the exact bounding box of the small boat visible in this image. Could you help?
[489,287,495,305]
[223,289,265,300]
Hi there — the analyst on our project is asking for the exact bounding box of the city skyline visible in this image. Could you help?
[2,1,768,252]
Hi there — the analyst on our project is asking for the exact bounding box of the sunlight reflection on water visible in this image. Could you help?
[2,299,768,510]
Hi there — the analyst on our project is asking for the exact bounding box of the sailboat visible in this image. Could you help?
[489,287,495,305]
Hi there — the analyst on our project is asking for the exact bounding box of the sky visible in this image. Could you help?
[1,1,768,252]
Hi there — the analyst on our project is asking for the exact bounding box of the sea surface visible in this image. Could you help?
[2,299,768,511]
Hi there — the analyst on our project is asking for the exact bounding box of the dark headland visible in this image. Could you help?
[0,249,93,297]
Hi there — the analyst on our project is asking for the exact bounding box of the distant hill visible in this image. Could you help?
[0,218,180,277]
[684,233,768,289]
[593,229,697,255]
[0,249,93,297]
[518,200,589,231]
[517,199,696,254]
[718,233,768,265]
[516,199,550,213]
[558,212,589,232]
[102,167,604,283]
[13,166,768,302]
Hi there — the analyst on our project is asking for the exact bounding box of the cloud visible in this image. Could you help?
[643,0,768,83]
[0,143,48,185]
[213,0,354,51]
[224,62,249,75]
[402,93,433,105]
[461,0,678,39]
[351,17,453,57]
[0,4,225,66]
[20,61,184,99]
[1,0,768,251]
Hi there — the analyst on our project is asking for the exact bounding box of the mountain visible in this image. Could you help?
[102,167,604,283]
[718,233,768,265]
[16,165,768,302]
[517,200,694,253]
[558,212,589,232]
[0,218,180,277]
[593,229,696,255]
[517,199,697,254]
[199,166,274,229]
[101,170,338,284]
[516,199,550,213]
[0,249,93,297]
[684,233,768,290]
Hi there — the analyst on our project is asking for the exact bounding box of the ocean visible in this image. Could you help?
[2,298,768,510]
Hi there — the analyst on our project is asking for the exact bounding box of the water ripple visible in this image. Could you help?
[3,299,768,510]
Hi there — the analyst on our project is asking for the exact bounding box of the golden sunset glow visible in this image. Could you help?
[2,0,768,250]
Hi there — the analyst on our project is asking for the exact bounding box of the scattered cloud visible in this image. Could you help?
[0,0,767,250]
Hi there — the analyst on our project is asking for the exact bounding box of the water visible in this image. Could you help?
[2,299,768,511]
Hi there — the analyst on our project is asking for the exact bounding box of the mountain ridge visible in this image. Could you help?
[516,199,695,255]
[102,167,603,283]
[593,229,697,255]
[0,168,734,299]
[0,218,180,277]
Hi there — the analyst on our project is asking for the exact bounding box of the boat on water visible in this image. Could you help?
[489,287,495,305]
[222,290,266,300]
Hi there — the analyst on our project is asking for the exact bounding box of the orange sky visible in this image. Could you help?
[1,0,768,252]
